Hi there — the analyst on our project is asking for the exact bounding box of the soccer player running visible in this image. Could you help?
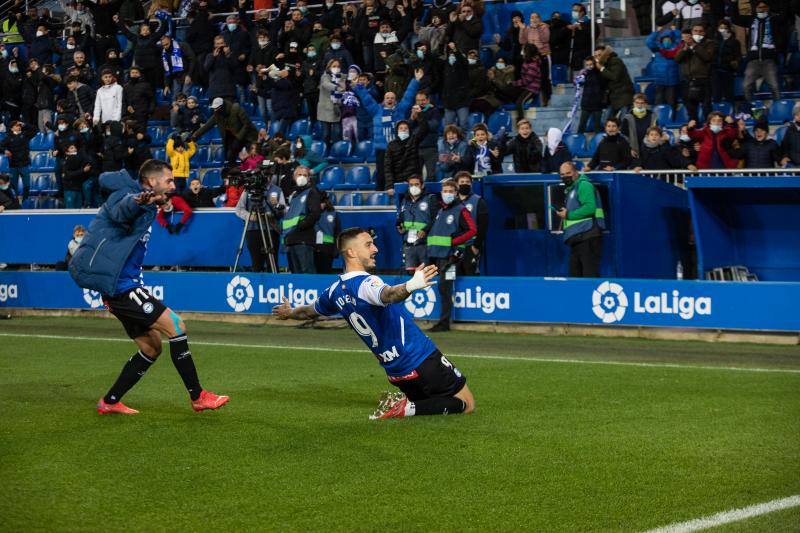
[272,227,475,419]
[70,160,229,415]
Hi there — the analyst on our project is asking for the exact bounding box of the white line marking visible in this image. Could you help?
[1,332,799,374]
[643,494,800,533]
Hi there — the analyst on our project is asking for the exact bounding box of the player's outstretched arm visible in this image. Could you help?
[272,297,320,320]
[380,263,438,304]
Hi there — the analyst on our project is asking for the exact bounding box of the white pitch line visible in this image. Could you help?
[1,332,799,375]
[643,494,800,533]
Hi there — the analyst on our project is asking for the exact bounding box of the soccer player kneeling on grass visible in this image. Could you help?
[69,159,228,415]
[272,227,475,419]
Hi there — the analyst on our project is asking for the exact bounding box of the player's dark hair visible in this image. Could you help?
[139,159,172,183]
[337,226,369,254]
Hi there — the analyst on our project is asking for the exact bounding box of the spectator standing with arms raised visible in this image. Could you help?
[518,13,551,106]
[674,24,715,122]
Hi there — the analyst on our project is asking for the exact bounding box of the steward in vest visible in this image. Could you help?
[427,179,477,333]
[282,166,321,273]
[556,162,606,278]
[454,171,488,276]
[1,14,24,44]
[397,175,439,272]
[314,192,341,274]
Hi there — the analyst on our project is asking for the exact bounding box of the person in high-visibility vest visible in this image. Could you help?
[426,179,477,332]
[282,165,321,273]
[313,192,340,274]
[556,162,606,277]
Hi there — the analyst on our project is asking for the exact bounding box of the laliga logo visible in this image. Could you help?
[454,286,510,314]
[592,281,628,323]
[0,284,18,303]
[405,286,437,318]
[592,281,712,324]
[227,275,254,312]
[83,289,104,309]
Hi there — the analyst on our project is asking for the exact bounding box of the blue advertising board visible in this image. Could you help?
[1,272,798,332]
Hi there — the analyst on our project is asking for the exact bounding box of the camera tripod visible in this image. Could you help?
[233,200,278,274]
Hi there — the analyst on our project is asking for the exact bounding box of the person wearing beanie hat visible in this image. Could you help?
[739,119,783,169]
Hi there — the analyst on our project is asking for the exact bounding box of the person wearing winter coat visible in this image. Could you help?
[114,15,168,91]
[686,112,739,169]
[645,28,681,110]
[293,135,328,177]
[632,127,695,171]
[160,35,195,100]
[0,121,37,199]
[34,64,60,133]
[780,104,800,166]
[553,4,591,71]
[739,121,784,169]
[446,3,482,54]
[577,57,607,133]
[473,58,515,115]
[270,67,302,136]
[621,94,660,156]
[463,123,503,176]
[97,48,124,82]
[437,125,469,179]
[594,45,633,119]
[65,76,95,121]
[517,13,551,106]
[193,98,259,165]
[384,120,425,192]
[511,44,543,119]
[165,135,197,192]
[441,44,471,130]
[674,25,716,122]
[586,118,634,171]
[317,59,346,144]
[182,177,225,209]
[93,69,124,125]
[2,58,24,121]
[541,127,574,173]
[204,36,240,102]
[712,20,742,110]
[503,118,543,173]
[61,143,93,208]
[99,121,128,173]
[123,67,155,126]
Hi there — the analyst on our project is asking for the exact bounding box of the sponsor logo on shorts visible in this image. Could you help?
[143,302,154,314]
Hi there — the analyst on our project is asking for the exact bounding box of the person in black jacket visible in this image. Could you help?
[712,20,741,110]
[577,57,606,133]
[204,35,240,102]
[97,48,124,82]
[99,120,127,172]
[441,43,471,130]
[114,14,167,92]
[123,121,153,175]
[123,67,154,126]
[586,118,634,171]
[248,28,279,124]
[633,127,695,171]
[2,57,24,121]
[455,171,488,276]
[284,166,322,273]
[161,35,196,100]
[446,3,482,54]
[0,121,36,200]
[65,76,95,121]
[85,0,122,62]
[384,120,425,193]
[0,173,20,212]
[740,121,783,169]
[185,1,214,64]
[410,89,441,180]
[182,177,226,208]
[503,118,543,172]
[62,143,92,208]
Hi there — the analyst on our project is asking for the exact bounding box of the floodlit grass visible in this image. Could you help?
[1,317,798,532]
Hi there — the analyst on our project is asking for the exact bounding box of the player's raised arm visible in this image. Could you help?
[272,297,320,320]
[380,263,438,304]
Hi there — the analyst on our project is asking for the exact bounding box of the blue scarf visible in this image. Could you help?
[162,40,184,74]
[750,16,775,51]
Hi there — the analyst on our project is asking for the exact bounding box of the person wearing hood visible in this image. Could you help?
[686,112,739,169]
[97,48,123,82]
[385,120,426,193]
[192,97,258,165]
[354,70,420,191]
[397,174,439,272]
[739,121,784,169]
[123,66,155,126]
[99,120,128,172]
[93,68,123,125]
[621,93,659,156]
[282,165,321,273]
[502,118,543,173]
[674,24,715,122]
[594,44,633,120]
[454,171,487,277]
[541,127,573,173]
[586,117,634,171]
[69,161,229,415]
[632,126,695,171]
[426,178,477,332]
[555,162,606,278]
[645,27,682,111]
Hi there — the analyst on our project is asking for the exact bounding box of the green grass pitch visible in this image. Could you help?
[1,317,799,532]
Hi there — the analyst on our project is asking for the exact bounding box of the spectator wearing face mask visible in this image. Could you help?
[60,225,86,269]
[473,57,515,116]
[411,41,444,95]
[182,176,226,208]
[313,192,340,274]
[621,94,659,157]
[385,120,425,194]
[502,118,543,173]
[157,195,194,235]
[0,121,36,200]
[446,2,482,54]
[463,123,503,176]
[318,59,346,145]
[2,58,24,122]
[282,166,321,274]
[62,142,93,208]
[293,135,328,177]
[270,64,302,138]
[645,28,681,111]
[93,69,123,125]
[541,127,573,173]
[397,174,438,272]
[593,44,633,120]
[686,112,739,169]
[441,42,471,131]
[98,48,124,82]
[575,56,606,134]
[780,104,800,167]
[676,124,700,166]
[99,120,127,172]
[52,117,82,195]
[114,15,168,91]
[585,118,634,171]
[739,121,784,169]
[732,0,786,107]
[0,173,20,212]
[123,66,155,126]
[340,65,362,143]
[712,21,741,110]
[674,24,715,122]
[437,125,468,179]
[454,171,487,276]
[633,126,696,171]
[321,34,353,68]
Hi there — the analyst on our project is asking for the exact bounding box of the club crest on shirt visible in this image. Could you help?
[446,214,455,225]
[419,202,428,211]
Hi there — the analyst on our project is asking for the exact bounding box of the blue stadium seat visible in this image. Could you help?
[551,64,568,86]
[327,140,352,163]
[652,105,672,127]
[344,165,375,190]
[31,175,47,193]
[188,169,199,182]
[774,125,788,144]
[467,112,485,131]
[194,146,211,167]
[21,198,36,209]
[338,192,362,206]
[664,129,675,144]
[153,148,166,161]
[147,126,164,146]
[268,120,283,137]
[479,47,494,69]
[353,140,375,163]
[318,166,345,190]
[0,155,8,172]
[487,111,512,136]
[35,197,56,209]
[585,133,606,158]
[288,119,310,140]
[32,152,55,172]
[210,146,225,164]
[563,134,587,158]
[644,83,656,103]
[252,120,266,132]
[768,99,794,124]
[28,132,54,151]
[365,192,390,206]
[311,121,325,140]
[241,101,258,119]
[309,140,328,159]
[203,169,223,187]
[669,105,690,127]
[712,102,733,116]
[198,129,222,144]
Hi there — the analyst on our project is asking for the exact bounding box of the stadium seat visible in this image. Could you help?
[487,111,512,136]
[203,169,223,187]
[28,132,54,151]
[467,112,485,131]
[210,146,225,163]
[338,192,362,206]
[563,134,587,158]
[585,133,606,158]
[153,148,166,161]
[479,47,494,68]
[551,64,568,86]
[252,119,266,132]
[768,99,794,124]
[352,140,375,163]
[35,197,56,209]
[188,169,199,183]
[241,101,258,119]
[502,161,514,173]
[327,140,352,163]
[712,102,733,116]
[268,120,283,137]
[774,125,788,144]
[0,155,8,172]
[318,166,345,190]
[664,129,675,144]
[288,119,310,140]
[198,129,222,144]
[21,198,36,209]
[644,83,656,103]
[147,126,164,146]
[195,146,211,167]
[311,121,325,140]
[669,105,690,127]
[652,105,672,127]
[309,140,327,159]
[344,165,375,190]
[31,152,55,172]
[365,192,390,206]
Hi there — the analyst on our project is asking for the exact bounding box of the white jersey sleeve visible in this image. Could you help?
[357,275,389,307]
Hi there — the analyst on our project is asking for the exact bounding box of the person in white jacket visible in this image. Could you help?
[93,69,124,125]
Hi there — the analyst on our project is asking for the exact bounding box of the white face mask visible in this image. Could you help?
[679,134,690,142]
[258,39,269,46]
[80,127,89,133]
[441,192,456,204]
[416,49,425,59]
[409,185,421,196]
[692,34,703,43]
[347,72,357,81]
[75,236,83,243]
[633,106,646,114]
[496,62,505,69]
[572,10,581,19]
[756,12,768,18]
[397,131,409,141]
[330,67,341,75]
[227,23,237,31]
[710,124,722,133]
[58,124,67,131]
[465,15,473,20]
[67,44,75,50]
[448,55,456,65]
[331,42,341,50]
[467,58,477,65]
[67,150,78,156]
[36,31,45,37]
[719,28,731,38]
[295,175,309,187]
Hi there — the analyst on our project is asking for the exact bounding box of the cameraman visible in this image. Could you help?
[234,170,286,273]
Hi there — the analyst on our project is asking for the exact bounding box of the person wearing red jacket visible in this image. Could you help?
[686,112,740,169]
[157,195,194,234]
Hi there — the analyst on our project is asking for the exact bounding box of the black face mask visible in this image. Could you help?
[458,184,471,196]
[561,175,574,186]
